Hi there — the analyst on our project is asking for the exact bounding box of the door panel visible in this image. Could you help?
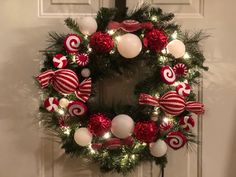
[1,0,236,177]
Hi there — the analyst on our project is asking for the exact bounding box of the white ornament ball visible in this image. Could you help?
[167,39,186,58]
[74,128,93,146]
[78,17,97,36]
[149,140,167,157]
[111,114,134,139]
[59,98,70,108]
[117,33,142,59]
[81,68,91,78]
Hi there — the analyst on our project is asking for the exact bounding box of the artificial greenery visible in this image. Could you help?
[37,4,208,175]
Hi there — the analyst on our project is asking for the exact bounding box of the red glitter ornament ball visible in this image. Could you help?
[89,32,114,53]
[143,29,168,52]
[134,121,158,143]
[88,113,112,136]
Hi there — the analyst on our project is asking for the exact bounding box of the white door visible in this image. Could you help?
[0,0,235,177]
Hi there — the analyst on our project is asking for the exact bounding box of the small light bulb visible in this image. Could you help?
[63,127,71,135]
[173,81,181,87]
[103,132,111,139]
[131,154,136,160]
[171,31,178,39]
[183,52,190,59]
[163,117,170,123]
[57,109,65,115]
[151,15,158,22]
[115,35,121,42]
[107,30,115,35]
[88,144,96,154]
[161,49,167,54]
[88,47,92,52]
[109,50,115,54]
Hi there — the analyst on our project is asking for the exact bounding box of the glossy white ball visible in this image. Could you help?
[59,98,70,108]
[117,33,142,59]
[74,127,93,146]
[111,114,134,139]
[167,39,186,58]
[81,68,91,78]
[78,17,97,36]
[149,139,167,157]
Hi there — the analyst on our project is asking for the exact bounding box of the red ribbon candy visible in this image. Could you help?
[139,91,204,115]
[107,20,153,32]
[36,69,91,102]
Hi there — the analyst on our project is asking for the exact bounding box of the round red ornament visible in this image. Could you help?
[143,29,168,52]
[173,63,188,76]
[75,53,89,66]
[89,32,114,53]
[68,101,87,116]
[134,121,158,143]
[160,66,176,84]
[44,97,59,112]
[176,82,191,97]
[179,115,195,131]
[64,34,82,53]
[88,113,111,136]
[165,131,187,150]
[53,54,68,69]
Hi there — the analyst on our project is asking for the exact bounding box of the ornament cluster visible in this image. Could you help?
[36,5,207,174]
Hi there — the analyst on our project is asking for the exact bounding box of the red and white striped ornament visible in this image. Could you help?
[36,69,92,102]
[165,131,187,150]
[58,115,70,128]
[179,115,195,131]
[139,91,205,116]
[159,91,185,115]
[160,66,176,84]
[75,53,89,66]
[53,54,68,69]
[160,120,174,131]
[64,34,82,53]
[44,97,59,112]
[173,63,188,76]
[176,82,191,97]
[68,101,88,116]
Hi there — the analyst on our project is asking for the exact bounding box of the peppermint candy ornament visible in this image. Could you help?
[160,120,174,131]
[53,54,68,69]
[176,82,191,97]
[44,97,59,112]
[75,53,89,66]
[173,63,188,76]
[64,34,82,53]
[160,66,176,84]
[179,115,195,131]
[165,131,187,150]
[68,101,88,116]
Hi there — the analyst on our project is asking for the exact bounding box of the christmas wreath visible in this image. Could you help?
[36,4,208,175]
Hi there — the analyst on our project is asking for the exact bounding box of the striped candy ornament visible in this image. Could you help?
[53,54,68,69]
[165,131,187,150]
[75,53,89,66]
[68,101,88,116]
[160,66,176,84]
[139,91,204,115]
[64,34,82,53]
[44,97,59,112]
[160,120,174,131]
[173,63,188,76]
[179,115,195,131]
[36,69,92,102]
[176,82,191,97]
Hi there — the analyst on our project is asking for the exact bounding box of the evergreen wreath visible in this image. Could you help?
[35,3,208,175]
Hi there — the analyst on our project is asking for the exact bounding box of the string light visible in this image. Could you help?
[109,50,115,54]
[87,47,92,52]
[161,49,167,54]
[88,144,96,154]
[57,109,65,115]
[163,117,170,123]
[107,30,115,35]
[84,35,88,40]
[115,35,121,42]
[151,15,158,22]
[173,81,181,87]
[183,52,190,59]
[171,31,178,39]
[103,132,111,139]
[63,127,71,136]
[131,154,136,160]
